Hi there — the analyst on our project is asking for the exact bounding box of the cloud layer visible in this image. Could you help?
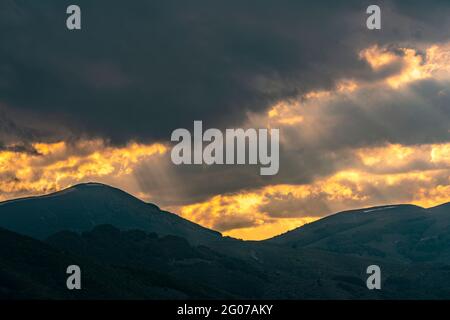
[1,1,449,239]
[1,0,450,144]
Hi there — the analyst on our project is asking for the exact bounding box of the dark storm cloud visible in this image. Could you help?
[282,79,450,151]
[2,0,450,215]
[2,0,450,144]
[0,105,46,147]
[134,77,450,207]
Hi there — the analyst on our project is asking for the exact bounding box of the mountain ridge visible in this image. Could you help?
[0,182,448,243]
[0,182,222,245]
[0,182,450,299]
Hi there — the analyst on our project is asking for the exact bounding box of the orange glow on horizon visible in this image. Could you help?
[0,140,167,200]
[1,42,450,241]
[178,143,450,240]
[0,140,449,240]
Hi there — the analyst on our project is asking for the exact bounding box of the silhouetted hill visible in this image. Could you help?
[268,203,450,264]
[0,226,224,299]
[0,183,221,245]
[1,183,450,299]
[44,224,450,299]
[46,225,267,299]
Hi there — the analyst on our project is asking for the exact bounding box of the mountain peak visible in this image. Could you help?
[59,182,133,195]
[0,182,221,244]
[28,182,161,209]
[0,182,138,207]
[71,182,112,188]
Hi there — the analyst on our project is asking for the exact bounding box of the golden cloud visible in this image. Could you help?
[178,143,450,240]
[360,43,450,88]
[183,39,450,240]
[266,79,359,127]
[1,42,449,242]
[0,140,167,201]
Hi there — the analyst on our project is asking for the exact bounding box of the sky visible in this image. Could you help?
[0,0,449,240]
